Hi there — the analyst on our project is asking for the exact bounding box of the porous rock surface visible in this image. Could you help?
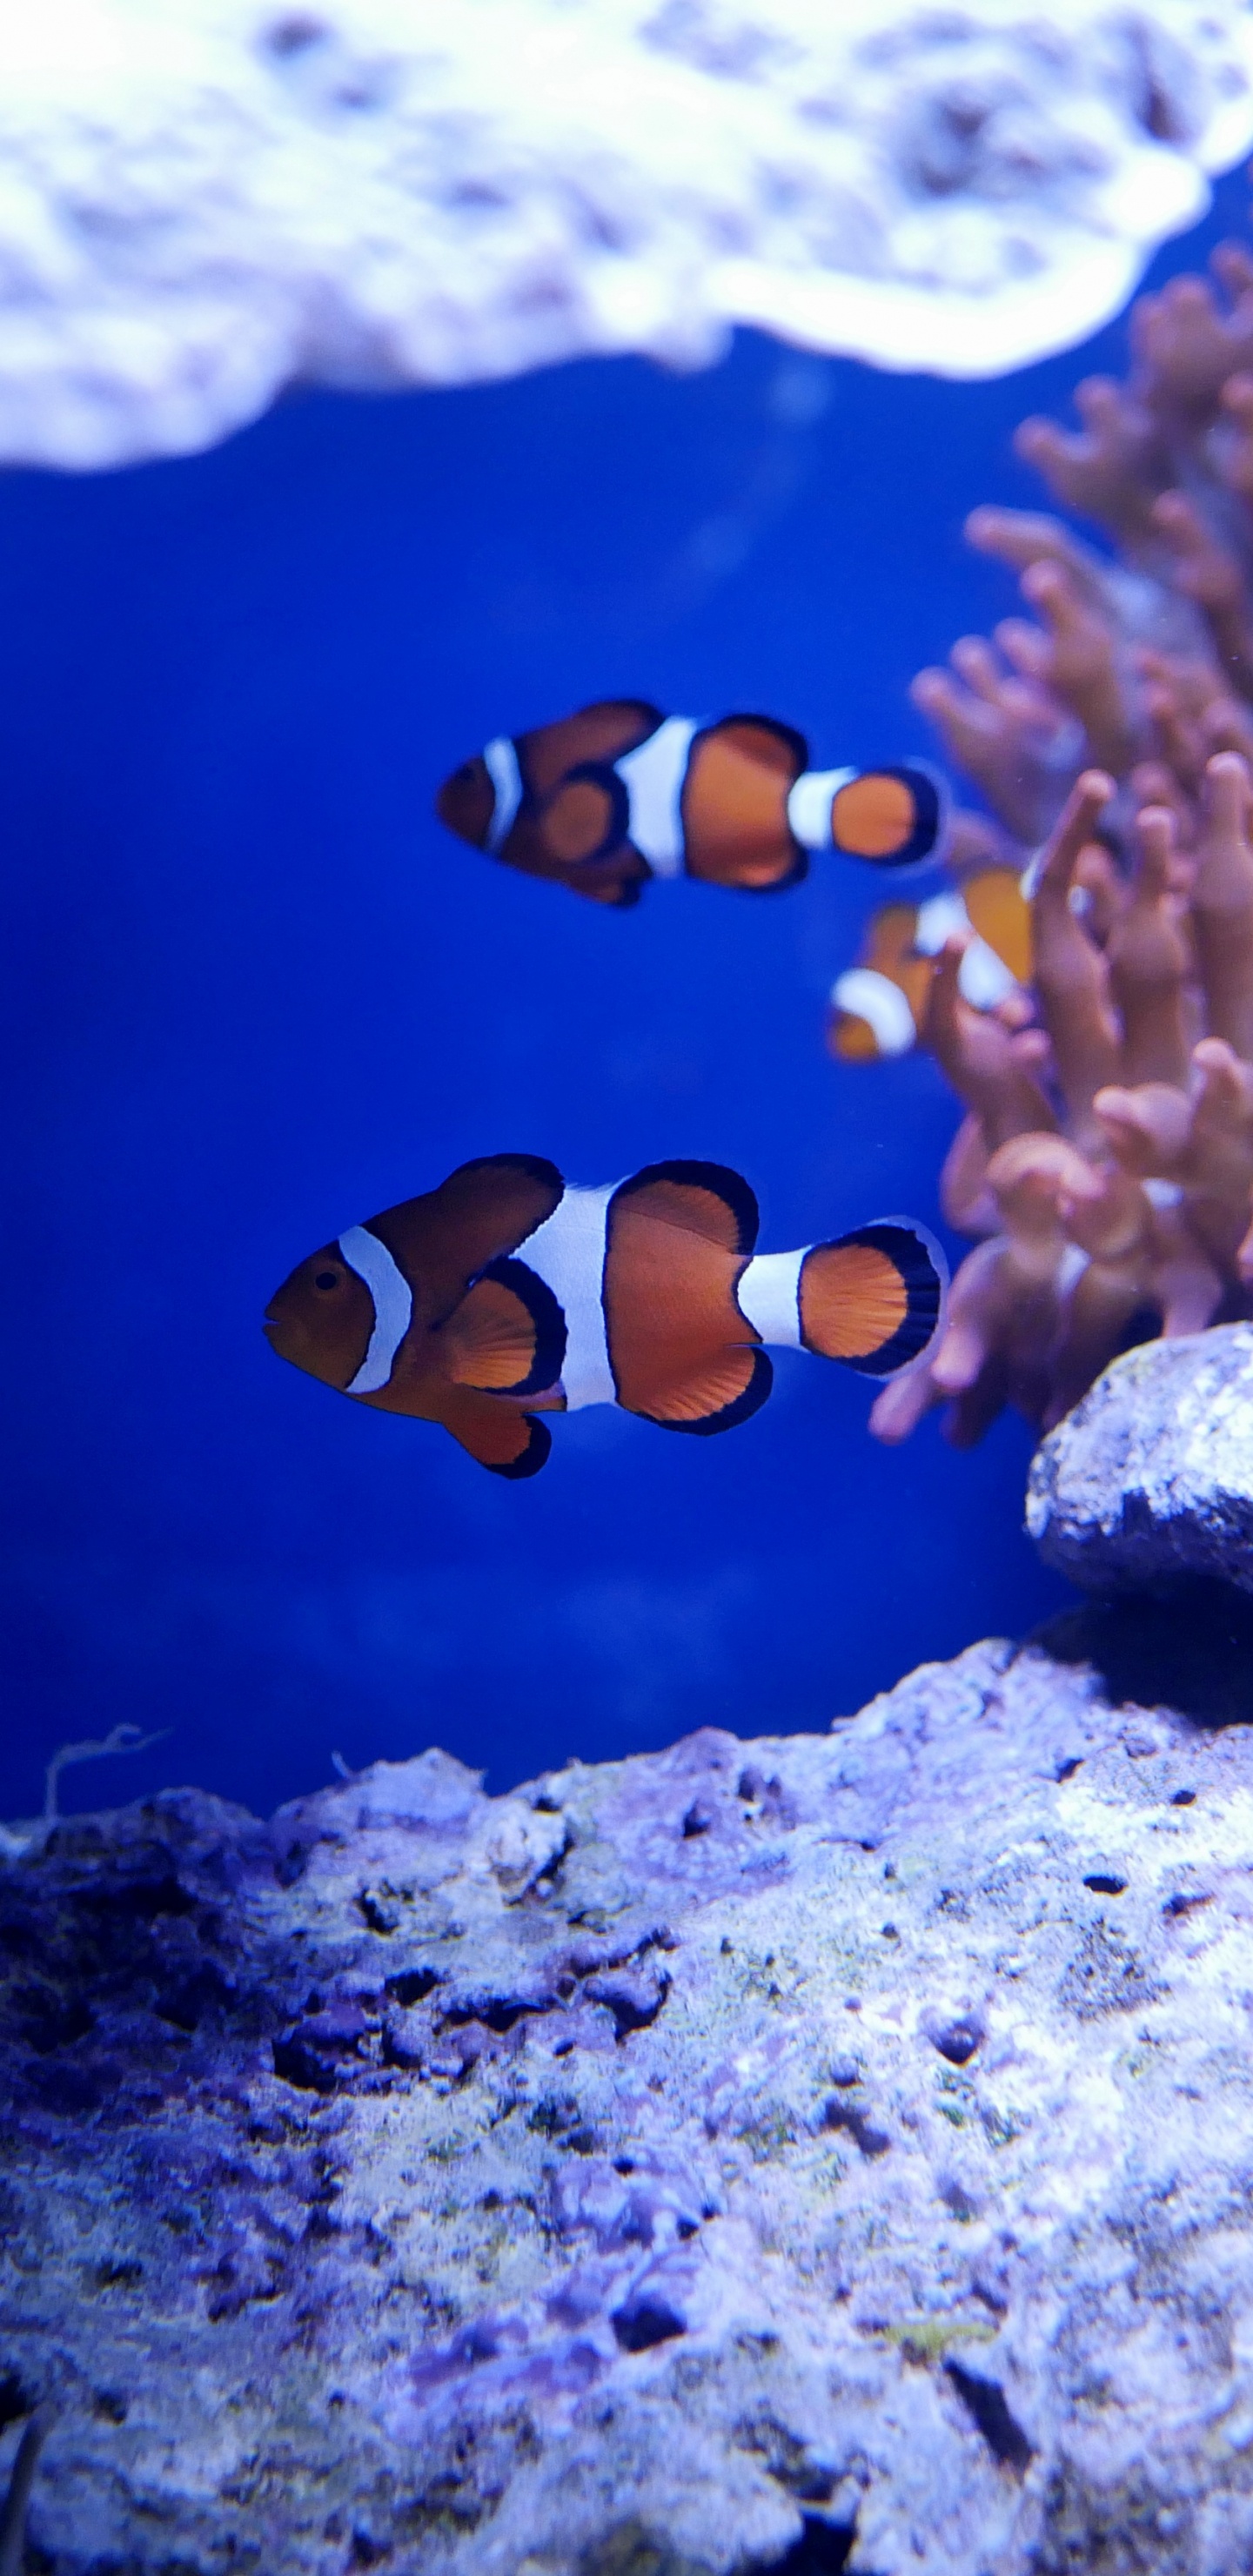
[8,1630,1253,2570]
[1028,1320,1253,1595]
[1,1,1252,469]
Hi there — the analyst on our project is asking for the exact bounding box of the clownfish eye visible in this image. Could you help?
[314,1268,340,1291]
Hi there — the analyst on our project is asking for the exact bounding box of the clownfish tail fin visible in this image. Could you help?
[799,1219,947,1378]
[829,762,948,869]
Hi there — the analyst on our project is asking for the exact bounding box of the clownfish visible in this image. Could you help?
[437,701,945,906]
[265,1153,947,1477]
[828,869,1034,1063]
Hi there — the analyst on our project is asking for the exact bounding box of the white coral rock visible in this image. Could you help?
[1,0,1252,467]
[1028,1322,1253,1593]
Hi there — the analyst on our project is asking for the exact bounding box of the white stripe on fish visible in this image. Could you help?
[339,1224,413,1393]
[519,1184,620,1409]
[787,767,855,852]
[613,717,700,877]
[737,1249,805,1349]
[914,889,1016,1010]
[831,966,917,1057]
[483,736,524,853]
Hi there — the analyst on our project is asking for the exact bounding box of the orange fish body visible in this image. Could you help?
[437,702,944,906]
[265,1155,947,1476]
[828,869,1034,1063]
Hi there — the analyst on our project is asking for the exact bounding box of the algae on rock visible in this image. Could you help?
[6,1629,1253,2568]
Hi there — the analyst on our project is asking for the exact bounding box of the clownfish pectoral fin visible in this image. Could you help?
[829,765,945,869]
[439,1387,553,1477]
[798,1220,947,1379]
[440,1258,566,1397]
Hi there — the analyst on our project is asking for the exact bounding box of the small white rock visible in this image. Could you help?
[1028,1324,1253,1594]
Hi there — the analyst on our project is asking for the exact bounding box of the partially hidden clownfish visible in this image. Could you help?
[265,1154,947,1477]
[828,869,1034,1063]
[437,701,944,906]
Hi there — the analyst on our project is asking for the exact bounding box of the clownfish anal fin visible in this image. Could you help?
[452,1255,566,1395]
[613,1159,760,1254]
[483,1416,552,1478]
[650,1344,774,1435]
[440,1389,553,1476]
[590,874,646,909]
[800,1222,946,1378]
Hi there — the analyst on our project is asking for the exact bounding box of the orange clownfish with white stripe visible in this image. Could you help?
[265,1154,947,1477]
[828,869,1034,1063]
[437,701,945,906]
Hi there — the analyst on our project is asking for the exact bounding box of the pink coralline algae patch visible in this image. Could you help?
[868,247,1253,1449]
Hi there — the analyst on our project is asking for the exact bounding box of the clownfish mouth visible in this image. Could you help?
[262,1305,293,1355]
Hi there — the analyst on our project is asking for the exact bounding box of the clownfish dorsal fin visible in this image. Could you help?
[798,1221,946,1378]
[604,1160,772,1432]
[611,1158,760,1251]
[373,1155,564,1332]
[516,701,663,797]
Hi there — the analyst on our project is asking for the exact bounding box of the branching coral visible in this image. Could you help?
[866,249,1253,1448]
[0,1723,169,1861]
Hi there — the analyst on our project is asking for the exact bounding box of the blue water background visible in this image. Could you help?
[4,172,1246,1821]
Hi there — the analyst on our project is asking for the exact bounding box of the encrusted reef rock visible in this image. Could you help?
[1,1,1251,466]
[9,1633,1253,2570]
[1029,1320,1253,1594]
